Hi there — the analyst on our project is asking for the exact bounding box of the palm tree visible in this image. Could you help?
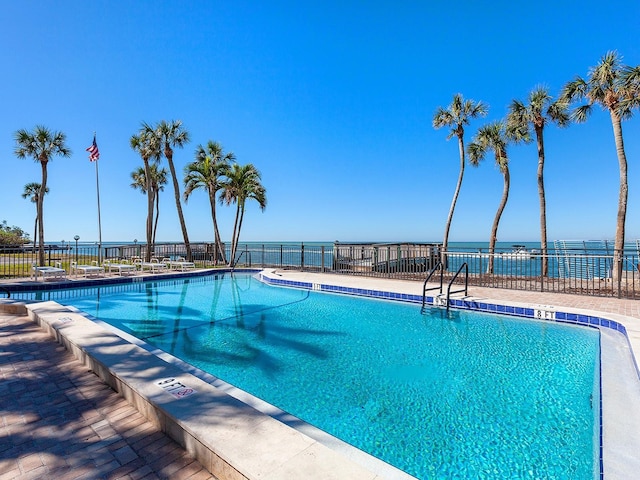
[130,124,161,262]
[21,182,49,253]
[433,94,488,266]
[156,120,192,260]
[131,164,168,247]
[507,87,569,276]
[220,163,267,266]
[468,121,528,274]
[184,141,235,265]
[14,126,71,265]
[561,51,638,289]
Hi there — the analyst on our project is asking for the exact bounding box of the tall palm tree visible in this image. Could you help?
[156,120,192,260]
[14,126,71,265]
[184,141,235,265]
[131,164,168,247]
[561,51,638,289]
[21,182,49,253]
[220,163,267,266]
[130,124,161,262]
[507,87,569,276]
[468,121,528,274]
[433,94,488,266]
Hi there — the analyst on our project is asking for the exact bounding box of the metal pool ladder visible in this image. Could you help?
[421,262,443,311]
[422,262,469,313]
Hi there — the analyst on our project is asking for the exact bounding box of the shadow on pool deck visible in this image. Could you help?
[0,312,217,480]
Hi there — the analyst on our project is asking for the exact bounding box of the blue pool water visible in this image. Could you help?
[20,273,600,479]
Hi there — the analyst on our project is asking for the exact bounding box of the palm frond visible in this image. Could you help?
[433,94,487,144]
[571,104,592,123]
[560,77,588,103]
[466,142,485,166]
[547,100,571,127]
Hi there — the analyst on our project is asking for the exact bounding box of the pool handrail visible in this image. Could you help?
[445,262,469,312]
[421,261,443,309]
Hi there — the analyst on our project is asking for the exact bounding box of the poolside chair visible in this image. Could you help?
[71,261,105,278]
[103,259,137,276]
[137,257,168,274]
[164,256,195,271]
[32,262,67,282]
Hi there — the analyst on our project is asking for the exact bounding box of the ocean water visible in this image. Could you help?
[48,239,635,280]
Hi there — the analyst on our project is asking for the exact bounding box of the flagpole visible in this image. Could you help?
[91,132,103,264]
[95,157,103,263]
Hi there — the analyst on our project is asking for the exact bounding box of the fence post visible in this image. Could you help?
[301,243,305,270]
[321,246,325,272]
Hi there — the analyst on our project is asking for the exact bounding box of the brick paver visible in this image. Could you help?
[0,313,217,480]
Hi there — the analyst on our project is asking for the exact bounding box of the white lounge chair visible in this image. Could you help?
[71,261,105,278]
[137,258,167,274]
[103,260,137,276]
[33,262,67,282]
[163,257,195,271]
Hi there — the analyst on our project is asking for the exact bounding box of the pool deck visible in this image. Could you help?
[1,269,640,479]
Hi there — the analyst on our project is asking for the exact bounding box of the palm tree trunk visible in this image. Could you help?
[208,191,225,265]
[33,217,37,254]
[37,161,47,266]
[442,134,466,268]
[235,204,247,265]
[535,125,548,277]
[153,188,160,247]
[229,203,241,266]
[488,166,510,274]
[144,159,154,262]
[610,111,628,295]
[166,153,192,261]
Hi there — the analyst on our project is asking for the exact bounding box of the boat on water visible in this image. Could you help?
[447,245,537,260]
[499,245,537,259]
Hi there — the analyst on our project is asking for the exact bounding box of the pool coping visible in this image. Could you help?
[2,268,640,479]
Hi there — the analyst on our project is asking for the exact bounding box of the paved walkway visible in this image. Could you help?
[0,313,217,480]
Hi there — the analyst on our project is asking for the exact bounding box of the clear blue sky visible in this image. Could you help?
[1,1,639,244]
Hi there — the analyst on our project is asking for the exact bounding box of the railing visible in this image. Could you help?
[2,242,640,299]
[445,262,469,312]
[421,262,443,310]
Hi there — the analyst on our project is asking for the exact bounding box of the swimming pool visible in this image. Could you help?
[15,272,600,479]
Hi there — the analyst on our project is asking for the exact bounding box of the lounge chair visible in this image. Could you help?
[133,257,167,274]
[138,258,167,273]
[71,261,105,278]
[163,257,195,271]
[33,262,67,282]
[103,260,137,276]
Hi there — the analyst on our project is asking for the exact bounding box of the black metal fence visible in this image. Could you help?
[2,241,640,299]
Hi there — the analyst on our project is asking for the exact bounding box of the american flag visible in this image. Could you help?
[86,135,100,162]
